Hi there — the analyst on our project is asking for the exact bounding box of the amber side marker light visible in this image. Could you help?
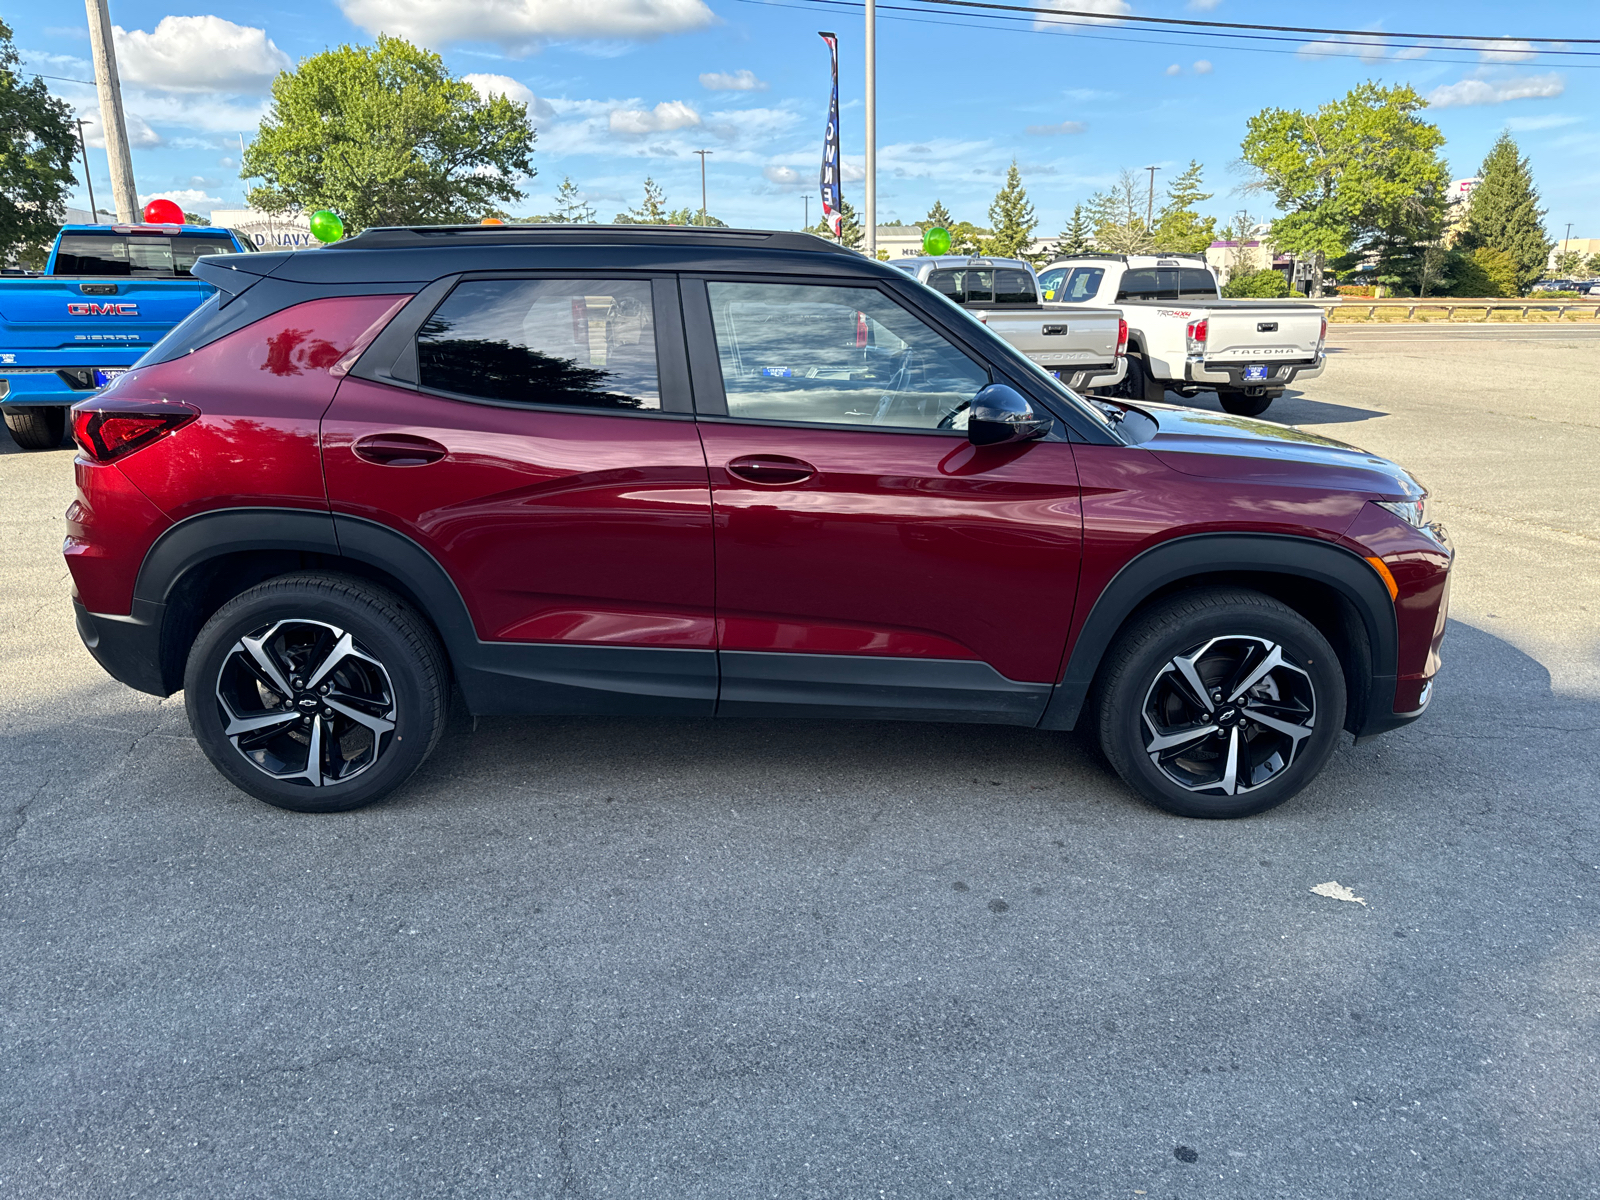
[1364,556,1399,601]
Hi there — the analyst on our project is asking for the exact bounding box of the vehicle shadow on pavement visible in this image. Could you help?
[1163,387,1389,426]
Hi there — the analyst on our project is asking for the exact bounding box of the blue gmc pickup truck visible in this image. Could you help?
[0,223,254,449]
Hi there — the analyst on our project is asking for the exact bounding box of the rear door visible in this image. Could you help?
[684,275,1083,723]
[326,272,717,712]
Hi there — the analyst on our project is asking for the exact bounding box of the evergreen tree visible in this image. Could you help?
[982,161,1038,259]
[1087,169,1155,254]
[546,176,595,223]
[1460,131,1552,294]
[1154,159,1216,253]
[1058,204,1093,254]
[614,177,667,224]
[1586,252,1600,278]
[667,206,726,227]
[921,199,954,230]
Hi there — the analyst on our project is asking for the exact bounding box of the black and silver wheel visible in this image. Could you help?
[184,574,447,812]
[1116,354,1165,403]
[1218,390,1274,417]
[4,406,68,450]
[1094,588,1345,818]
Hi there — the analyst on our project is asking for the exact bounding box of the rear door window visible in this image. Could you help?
[417,278,661,411]
[706,280,988,429]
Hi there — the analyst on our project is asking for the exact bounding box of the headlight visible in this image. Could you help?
[1376,495,1429,528]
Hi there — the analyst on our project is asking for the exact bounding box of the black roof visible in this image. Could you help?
[341,223,854,255]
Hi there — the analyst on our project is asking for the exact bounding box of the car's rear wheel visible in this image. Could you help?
[184,574,448,812]
[1093,588,1346,819]
[4,406,68,450]
[1121,354,1166,403]
[1218,390,1274,417]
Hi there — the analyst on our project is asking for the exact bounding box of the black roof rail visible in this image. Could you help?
[336,223,856,254]
[1046,253,1128,263]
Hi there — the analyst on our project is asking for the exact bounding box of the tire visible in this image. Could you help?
[1092,588,1346,819]
[183,573,449,812]
[4,406,68,450]
[1218,390,1274,417]
[1123,354,1166,403]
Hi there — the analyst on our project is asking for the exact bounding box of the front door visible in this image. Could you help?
[685,277,1083,723]
[323,273,717,713]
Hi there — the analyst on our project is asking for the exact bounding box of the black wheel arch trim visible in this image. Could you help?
[1037,532,1399,734]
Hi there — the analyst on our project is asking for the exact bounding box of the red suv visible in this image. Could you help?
[65,226,1451,818]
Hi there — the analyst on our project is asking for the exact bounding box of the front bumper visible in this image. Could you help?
[1183,356,1325,390]
[73,597,173,697]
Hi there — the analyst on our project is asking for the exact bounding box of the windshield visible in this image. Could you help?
[914,283,1119,435]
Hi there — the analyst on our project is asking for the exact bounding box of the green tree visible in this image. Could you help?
[1221,268,1291,299]
[1087,169,1155,254]
[1551,249,1583,276]
[1240,82,1448,298]
[981,160,1038,260]
[921,199,953,230]
[614,177,667,224]
[1460,132,1552,294]
[1154,159,1216,253]
[805,199,863,248]
[241,35,535,233]
[0,19,78,265]
[538,176,594,223]
[1057,204,1092,254]
[182,211,212,226]
[668,206,727,227]
[1585,252,1600,278]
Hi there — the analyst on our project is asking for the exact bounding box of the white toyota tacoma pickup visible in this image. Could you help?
[893,255,1128,393]
[1036,253,1326,416]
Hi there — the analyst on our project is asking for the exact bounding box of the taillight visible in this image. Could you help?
[1185,317,1209,358]
[73,399,199,463]
[1115,317,1129,357]
[1318,314,1328,354]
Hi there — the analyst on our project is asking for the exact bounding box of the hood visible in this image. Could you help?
[1133,401,1422,498]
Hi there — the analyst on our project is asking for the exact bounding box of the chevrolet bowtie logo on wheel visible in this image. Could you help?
[67,302,140,316]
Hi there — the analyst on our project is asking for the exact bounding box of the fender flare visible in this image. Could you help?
[1038,532,1397,731]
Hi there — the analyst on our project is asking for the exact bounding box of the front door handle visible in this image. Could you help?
[352,433,447,466]
[726,454,816,486]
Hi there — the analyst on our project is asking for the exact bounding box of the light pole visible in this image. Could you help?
[74,119,98,222]
[804,194,810,231]
[1144,165,1160,230]
[84,0,138,221]
[694,149,712,226]
[865,0,876,259]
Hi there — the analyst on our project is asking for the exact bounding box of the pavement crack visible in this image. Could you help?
[0,777,48,872]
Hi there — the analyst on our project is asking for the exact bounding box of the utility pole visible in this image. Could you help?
[84,0,139,222]
[74,119,98,222]
[694,149,712,226]
[1144,165,1160,230]
[1564,222,1573,256]
[804,195,810,231]
[864,0,876,259]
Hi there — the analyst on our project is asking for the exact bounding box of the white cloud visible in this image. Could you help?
[75,107,163,148]
[338,0,716,54]
[700,69,767,91]
[464,73,556,119]
[1479,39,1537,63]
[1026,120,1087,135]
[122,92,273,134]
[762,165,807,190]
[1193,59,1213,74]
[1186,0,1221,9]
[609,100,701,135]
[1427,73,1565,108]
[138,188,225,213]
[1032,0,1129,31]
[1165,64,1181,76]
[114,16,290,94]
[1505,113,1581,132]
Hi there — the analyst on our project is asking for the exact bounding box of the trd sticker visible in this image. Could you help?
[67,302,139,316]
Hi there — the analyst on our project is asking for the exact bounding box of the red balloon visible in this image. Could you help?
[142,198,185,226]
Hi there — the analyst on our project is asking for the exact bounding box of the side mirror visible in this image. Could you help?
[968,383,1051,447]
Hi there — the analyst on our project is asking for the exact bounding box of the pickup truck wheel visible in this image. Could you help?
[3,406,68,450]
[1093,588,1346,819]
[183,573,449,813]
[1123,354,1166,403]
[1218,390,1273,417]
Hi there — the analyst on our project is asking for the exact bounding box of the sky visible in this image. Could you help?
[16,0,1600,239]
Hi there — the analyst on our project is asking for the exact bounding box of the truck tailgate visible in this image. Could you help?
[1203,305,1323,362]
[976,306,1120,368]
[0,276,212,361]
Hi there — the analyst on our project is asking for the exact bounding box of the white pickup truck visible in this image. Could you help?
[893,255,1127,393]
[1036,253,1325,416]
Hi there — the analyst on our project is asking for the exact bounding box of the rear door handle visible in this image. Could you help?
[352,433,447,466]
[726,454,816,486]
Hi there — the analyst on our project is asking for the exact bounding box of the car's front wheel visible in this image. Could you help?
[1093,588,1346,818]
[184,574,448,812]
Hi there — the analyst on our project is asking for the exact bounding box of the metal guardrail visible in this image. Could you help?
[1313,298,1600,321]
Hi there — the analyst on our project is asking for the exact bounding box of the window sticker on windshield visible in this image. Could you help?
[761,366,792,377]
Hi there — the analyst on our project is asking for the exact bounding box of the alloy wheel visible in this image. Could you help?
[214,619,397,788]
[1140,635,1316,796]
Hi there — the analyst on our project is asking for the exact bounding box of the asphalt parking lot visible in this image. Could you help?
[2,327,1597,1199]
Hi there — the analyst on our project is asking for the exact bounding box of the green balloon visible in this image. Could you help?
[923,226,952,256]
[308,210,344,243]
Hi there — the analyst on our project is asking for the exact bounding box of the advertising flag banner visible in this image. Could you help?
[818,32,841,240]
